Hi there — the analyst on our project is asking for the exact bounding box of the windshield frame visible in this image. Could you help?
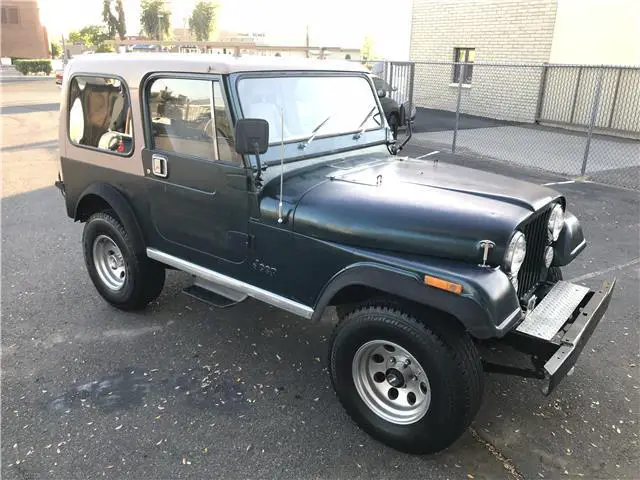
[232,70,387,164]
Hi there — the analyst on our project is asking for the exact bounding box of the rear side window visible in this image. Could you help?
[68,75,133,155]
[147,78,215,160]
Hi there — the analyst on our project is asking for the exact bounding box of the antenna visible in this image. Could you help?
[277,105,285,224]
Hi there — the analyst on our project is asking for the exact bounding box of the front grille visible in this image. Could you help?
[517,207,553,298]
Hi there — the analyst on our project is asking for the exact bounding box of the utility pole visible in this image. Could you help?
[61,34,67,65]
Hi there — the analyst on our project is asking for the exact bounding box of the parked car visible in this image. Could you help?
[371,75,416,138]
[54,69,63,85]
[55,53,615,455]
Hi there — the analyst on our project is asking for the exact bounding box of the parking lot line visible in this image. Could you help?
[569,257,640,283]
[543,180,576,186]
[416,150,439,159]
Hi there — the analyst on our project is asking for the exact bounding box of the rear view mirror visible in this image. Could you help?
[397,104,407,127]
[234,118,269,155]
[391,103,412,154]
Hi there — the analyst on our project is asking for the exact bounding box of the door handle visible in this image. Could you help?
[152,154,168,178]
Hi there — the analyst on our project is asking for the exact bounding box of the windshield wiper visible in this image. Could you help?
[298,114,333,150]
[353,106,377,139]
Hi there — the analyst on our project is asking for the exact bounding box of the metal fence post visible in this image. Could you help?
[408,62,415,127]
[534,63,548,123]
[452,63,465,154]
[581,68,604,176]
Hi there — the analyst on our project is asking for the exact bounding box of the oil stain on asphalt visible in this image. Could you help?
[46,366,249,414]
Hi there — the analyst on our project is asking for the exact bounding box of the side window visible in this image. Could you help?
[147,78,215,160]
[68,75,133,155]
[212,81,241,165]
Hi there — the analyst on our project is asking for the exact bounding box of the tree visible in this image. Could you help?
[188,1,217,42]
[102,0,126,40]
[140,0,171,41]
[50,41,61,58]
[68,25,110,47]
[68,31,84,43]
[361,35,374,62]
[96,42,115,53]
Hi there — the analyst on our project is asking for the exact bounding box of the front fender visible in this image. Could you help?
[553,211,586,266]
[312,253,523,339]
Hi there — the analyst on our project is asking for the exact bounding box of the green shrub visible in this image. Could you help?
[14,59,53,75]
[96,42,114,53]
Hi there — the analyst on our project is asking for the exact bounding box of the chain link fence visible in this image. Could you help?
[385,61,640,190]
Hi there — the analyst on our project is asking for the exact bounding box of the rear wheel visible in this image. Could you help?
[82,211,165,310]
[329,302,484,454]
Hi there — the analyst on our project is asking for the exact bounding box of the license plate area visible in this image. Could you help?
[516,281,590,341]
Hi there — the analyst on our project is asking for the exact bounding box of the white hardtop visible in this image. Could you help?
[66,52,369,84]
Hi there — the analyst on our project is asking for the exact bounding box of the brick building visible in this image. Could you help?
[1,0,49,59]
[408,0,640,128]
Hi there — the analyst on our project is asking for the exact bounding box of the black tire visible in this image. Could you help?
[82,211,165,311]
[329,303,483,454]
[546,266,563,282]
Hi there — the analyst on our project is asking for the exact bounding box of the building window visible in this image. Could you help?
[68,75,133,155]
[1,6,19,24]
[453,47,475,84]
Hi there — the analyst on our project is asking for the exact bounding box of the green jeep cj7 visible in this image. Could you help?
[55,53,615,454]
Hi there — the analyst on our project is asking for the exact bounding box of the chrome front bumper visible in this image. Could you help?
[539,278,616,394]
[486,278,616,395]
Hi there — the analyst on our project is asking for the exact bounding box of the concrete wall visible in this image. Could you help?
[0,0,49,59]
[549,0,640,66]
[409,0,558,122]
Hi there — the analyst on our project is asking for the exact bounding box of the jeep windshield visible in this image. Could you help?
[236,75,384,149]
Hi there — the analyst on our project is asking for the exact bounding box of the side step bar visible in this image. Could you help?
[146,248,314,319]
[183,285,244,308]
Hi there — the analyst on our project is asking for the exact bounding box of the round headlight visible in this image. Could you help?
[504,231,526,275]
[544,245,554,268]
[548,204,564,242]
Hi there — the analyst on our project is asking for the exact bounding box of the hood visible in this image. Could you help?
[264,154,561,265]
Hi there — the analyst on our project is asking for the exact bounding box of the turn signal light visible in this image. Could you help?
[424,275,463,294]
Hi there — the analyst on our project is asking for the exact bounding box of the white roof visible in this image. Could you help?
[67,53,369,84]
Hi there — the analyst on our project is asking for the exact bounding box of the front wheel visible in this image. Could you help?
[329,303,484,454]
[82,211,165,311]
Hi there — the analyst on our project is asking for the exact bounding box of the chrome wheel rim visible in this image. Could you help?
[92,234,126,291]
[352,340,431,425]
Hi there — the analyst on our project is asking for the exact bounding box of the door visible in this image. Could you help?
[142,75,250,266]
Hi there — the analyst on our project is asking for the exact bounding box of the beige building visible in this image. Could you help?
[1,0,49,59]
[409,0,640,133]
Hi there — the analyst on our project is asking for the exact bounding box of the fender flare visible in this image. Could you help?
[553,211,586,266]
[74,182,147,255]
[311,262,521,339]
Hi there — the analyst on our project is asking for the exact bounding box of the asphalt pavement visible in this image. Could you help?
[2,79,639,479]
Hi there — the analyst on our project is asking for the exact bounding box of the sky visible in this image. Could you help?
[37,0,412,59]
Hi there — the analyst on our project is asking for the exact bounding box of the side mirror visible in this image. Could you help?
[376,88,386,98]
[392,103,412,154]
[397,104,407,127]
[234,118,269,155]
